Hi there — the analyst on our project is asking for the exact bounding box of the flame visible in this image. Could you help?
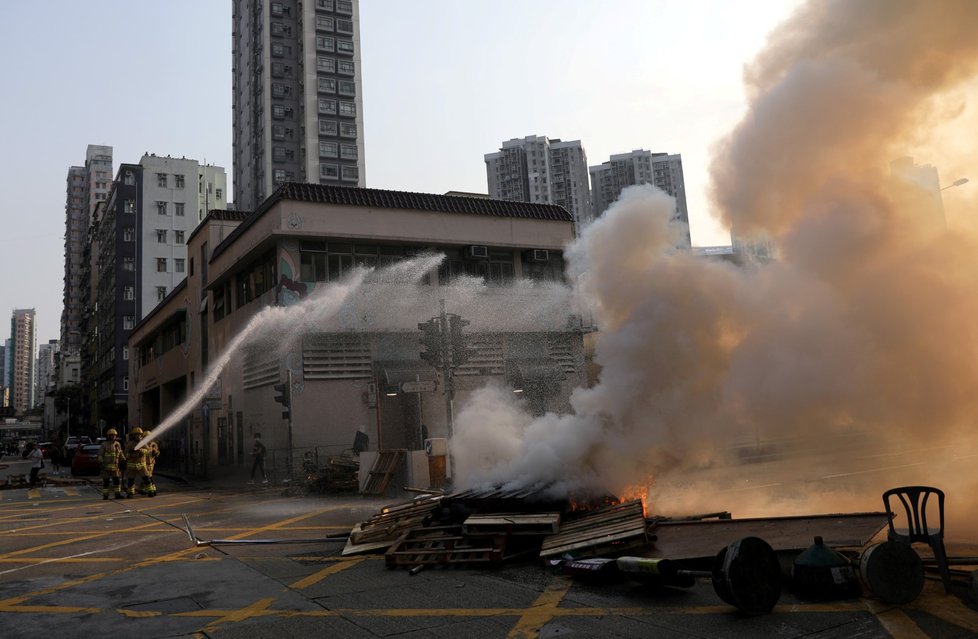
[618,479,653,518]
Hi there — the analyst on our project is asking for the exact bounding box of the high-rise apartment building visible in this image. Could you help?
[9,309,37,412]
[0,340,8,406]
[88,155,227,425]
[37,340,58,401]
[589,150,690,246]
[232,0,365,212]
[485,136,592,233]
[62,145,113,359]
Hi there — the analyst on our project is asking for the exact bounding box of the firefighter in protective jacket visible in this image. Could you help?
[98,428,126,500]
[124,427,152,497]
[142,428,160,497]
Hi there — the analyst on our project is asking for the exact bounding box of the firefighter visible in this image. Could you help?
[98,428,126,500]
[123,427,151,497]
[143,428,160,497]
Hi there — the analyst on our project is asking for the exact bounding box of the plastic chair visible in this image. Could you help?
[882,486,951,593]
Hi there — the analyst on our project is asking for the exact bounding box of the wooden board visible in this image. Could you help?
[540,500,648,559]
[348,495,441,545]
[648,511,890,561]
[462,512,561,536]
[362,449,406,495]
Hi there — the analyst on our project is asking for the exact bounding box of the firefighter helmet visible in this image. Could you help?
[107,428,118,436]
[132,427,144,436]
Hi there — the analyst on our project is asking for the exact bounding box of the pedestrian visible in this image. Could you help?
[25,442,44,489]
[123,427,152,497]
[143,428,160,497]
[97,428,126,500]
[50,439,63,475]
[249,433,268,484]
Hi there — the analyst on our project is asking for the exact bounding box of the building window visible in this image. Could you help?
[272,147,295,162]
[317,56,335,73]
[274,169,287,183]
[124,227,135,242]
[318,77,336,93]
[338,101,356,117]
[316,15,334,31]
[124,315,135,329]
[157,229,167,243]
[340,144,357,160]
[271,43,292,57]
[123,346,129,361]
[157,258,167,272]
[124,171,135,186]
[336,0,352,14]
[124,257,135,271]
[271,22,292,37]
[341,166,359,182]
[175,202,185,216]
[316,36,335,52]
[337,40,354,55]
[272,124,294,140]
[318,99,337,115]
[175,174,185,188]
[270,1,289,16]
[123,286,134,301]
[157,173,167,187]
[175,230,185,244]
[123,376,129,391]
[319,119,338,136]
[320,163,339,179]
[175,258,185,273]
[157,201,167,215]
[157,286,167,301]
[339,122,357,138]
[272,105,294,120]
[338,60,354,76]
[216,188,222,199]
[338,80,355,96]
[316,0,334,10]
[319,142,338,158]
[336,19,353,34]
[124,199,135,213]
[271,82,291,98]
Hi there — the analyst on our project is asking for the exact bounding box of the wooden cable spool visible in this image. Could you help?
[859,540,924,605]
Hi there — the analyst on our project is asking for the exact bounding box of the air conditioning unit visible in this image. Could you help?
[467,245,489,259]
[525,249,549,263]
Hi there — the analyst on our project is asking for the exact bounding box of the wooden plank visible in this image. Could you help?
[362,449,406,495]
[540,500,648,559]
[648,511,890,561]
[385,526,505,568]
[462,512,561,536]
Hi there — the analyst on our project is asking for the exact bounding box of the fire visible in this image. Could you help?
[618,479,653,517]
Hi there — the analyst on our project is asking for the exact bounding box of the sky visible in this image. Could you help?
[0,0,805,344]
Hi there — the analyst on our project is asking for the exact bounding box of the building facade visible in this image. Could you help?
[0,340,9,407]
[485,136,592,233]
[62,145,113,361]
[129,184,588,481]
[9,309,37,413]
[589,150,691,246]
[88,156,227,429]
[232,0,365,212]
[36,340,58,402]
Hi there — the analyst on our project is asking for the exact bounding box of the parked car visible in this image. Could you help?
[64,436,93,462]
[71,445,102,476]
[37,442,55,459]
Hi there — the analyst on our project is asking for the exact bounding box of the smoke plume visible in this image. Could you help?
[452,0,978,536]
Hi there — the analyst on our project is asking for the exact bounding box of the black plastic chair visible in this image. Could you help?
[882,486,951,593]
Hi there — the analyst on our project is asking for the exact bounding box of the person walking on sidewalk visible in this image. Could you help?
[249,433,268,484]
[98,428,126,500]
[25,443,44,489]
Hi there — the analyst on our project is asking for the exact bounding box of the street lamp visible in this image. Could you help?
[941,178,969,191]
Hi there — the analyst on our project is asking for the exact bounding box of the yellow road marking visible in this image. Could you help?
[201,597,276,632]
[290,557,364,589]
[26,489,41,499]
[507,575,573,638]
[64,488,79,497]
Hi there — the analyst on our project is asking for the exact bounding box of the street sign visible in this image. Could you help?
[401,380,437,393]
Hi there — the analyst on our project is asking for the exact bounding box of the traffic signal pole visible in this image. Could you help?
[439,299,455,444]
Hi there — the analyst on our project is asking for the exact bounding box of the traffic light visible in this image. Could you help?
[273,381,292,420]
[448,314,475,367]
[418,319,444,368]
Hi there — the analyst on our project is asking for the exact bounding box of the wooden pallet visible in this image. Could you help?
[385,525,504,568]
[540,500,648,559]
[462,512,561,537]
[362,449,406,495]
[348,495,442,545]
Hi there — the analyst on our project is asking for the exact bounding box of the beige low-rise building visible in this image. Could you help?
[129,184,590,482]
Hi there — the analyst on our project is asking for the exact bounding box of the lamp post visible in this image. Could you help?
[941,178,969,191]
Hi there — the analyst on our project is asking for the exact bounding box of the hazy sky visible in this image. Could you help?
[0,0,803,343]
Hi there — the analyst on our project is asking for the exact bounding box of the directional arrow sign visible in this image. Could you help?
[401,380,437,393]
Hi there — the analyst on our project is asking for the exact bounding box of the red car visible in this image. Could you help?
[71,445,102,476]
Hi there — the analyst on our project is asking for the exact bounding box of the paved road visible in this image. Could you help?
[0,480,976,638]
